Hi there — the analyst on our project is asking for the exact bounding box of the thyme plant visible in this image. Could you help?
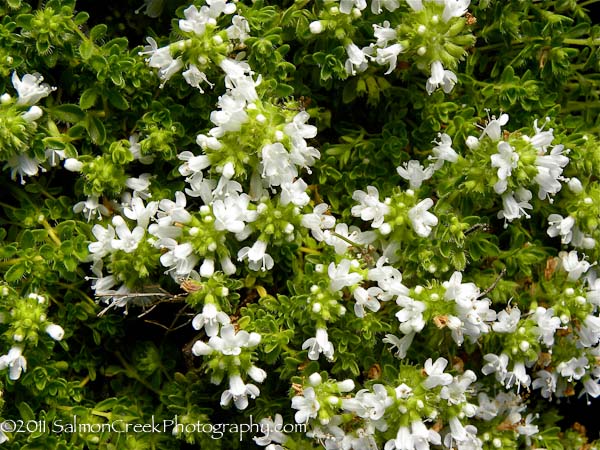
[0,0,599,448]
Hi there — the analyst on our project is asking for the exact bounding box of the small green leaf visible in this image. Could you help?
[4,264,26,283]
[80,89,98,110]
[51,104,85,123]
[90,24,108,41]
[79,40,94,60]
[106,89,129,110]
[85,115,106,145]
[17,402,35,422]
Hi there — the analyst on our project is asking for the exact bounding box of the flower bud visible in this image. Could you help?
[22,106,43,122]
[45,323,65,341]
[568,177,583,193]
[64,158,84,172]
[309,372,322,386]
[309,21,323,34]
[337,379,355,392]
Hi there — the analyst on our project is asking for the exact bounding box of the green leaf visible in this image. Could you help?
[17,402,35,422]
[106,89,129,110]
[4,264,26,283]
[15,14,33,27]
[85,115,106,145]
[51,104,85,123]
[73,11,90,25]
[94,397,118,412]
[80,89,98,110]
[90,23,108,41]
[79,40,94,60]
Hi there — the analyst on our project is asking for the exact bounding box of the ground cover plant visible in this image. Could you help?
[0,0,600,448]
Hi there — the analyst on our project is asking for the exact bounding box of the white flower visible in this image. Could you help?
[408,198,438,237]
[12,72,56,105]
[383,332,415,359]
[397,160,435,189]
[22,105,43,122]
[219,59,258,103]
[73,195,110,222]
[291,386,320,423]
[123,197,158,229]
[353,286,383,317]
[442,0,470,23]
[4,154,44,184]
[373,43,403,75]
[368,257,410,298]
[139,37,183,87]
[440,371,477,406]
[220,374,260,410]
[157,191,192,224]
[182,64,213,92]
[482,353,509,383]
[227,15,250,42]
[260,142,297,187]
[491,141,519,194]
[425,60,457,95]
[111,216,145,253]
[203,324,261,356]
[192,303,230,337]
[212,193,256,234]
[301,203,336,241]
[342,384,392,420]
[394,383,413,399]
[0,346,27,380]
[339,0,367,14]
[493,307,521,333]
[560,250,591,281]
[373,21,397,47]
[406,0,424,11]
[547,214,575,244]
[505,361,531,390]
[480,112,509,141]
[423,357,453,389]
[328,259,363,291]
[443,271,479,308]
[238,240,274,272]
[532,370,557,399]
[88,223,116,260]
[557,356,589,381]
[159,240,199,278]
[254,414,288,447]
[280,178,310,207]
[429,132,458,169]
[396,297,426,334]
[497,188,533,227]
[351,186,390,228]
[371,0,400,14]
[302,328,335,361]
[345,43,369,75]
[532,307,561,346]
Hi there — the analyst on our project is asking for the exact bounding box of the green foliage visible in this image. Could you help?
[0,0,599,449]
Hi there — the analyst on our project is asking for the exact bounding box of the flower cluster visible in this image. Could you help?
[0,0,599,449]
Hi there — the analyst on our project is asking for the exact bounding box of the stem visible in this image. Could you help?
[0,256,44,267]
[79,376,90,387]
[40,219,62,246]
[478,268,507,299]
[299,246,321,254]
[330,232,364,248]
[563,38,600,46]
